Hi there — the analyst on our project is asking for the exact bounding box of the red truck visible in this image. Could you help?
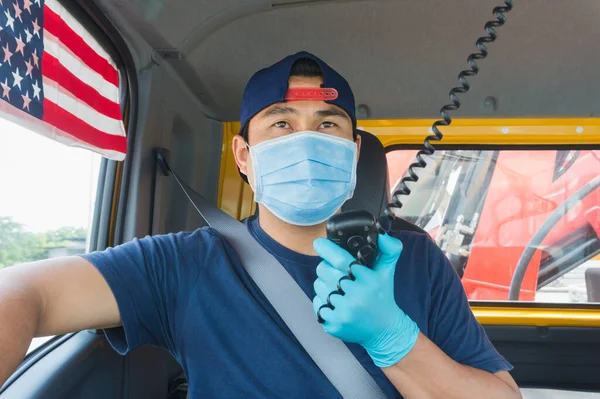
[387,148,600,301]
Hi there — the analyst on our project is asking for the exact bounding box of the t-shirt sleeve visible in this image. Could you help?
[425,238,513,374]
[80,228,215,355]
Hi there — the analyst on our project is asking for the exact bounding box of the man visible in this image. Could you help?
[0,51,521,398]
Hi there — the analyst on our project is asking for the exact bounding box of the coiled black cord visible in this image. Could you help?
[317,0,514,324]
[378,0,514,231]
[317,224,377,324]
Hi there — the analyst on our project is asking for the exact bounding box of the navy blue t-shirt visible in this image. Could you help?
[82,217,511,398]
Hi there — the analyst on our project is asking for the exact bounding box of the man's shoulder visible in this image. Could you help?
[388,228,434,252]
[388,228,449,280]
[147,226,225,250]
[86,226,231,271]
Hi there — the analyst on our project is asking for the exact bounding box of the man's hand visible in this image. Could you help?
[312,233,420,367]
[312,234,521,399]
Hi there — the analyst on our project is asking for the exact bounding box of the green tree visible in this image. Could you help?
[0,217,45,269]
[44,226,87,247]
[0,217,87,269]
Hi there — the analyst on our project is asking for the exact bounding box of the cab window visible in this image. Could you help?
[0,117,101,352]
[387,147,600,303]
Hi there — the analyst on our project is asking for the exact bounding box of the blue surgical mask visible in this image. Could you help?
[248,131,357,226]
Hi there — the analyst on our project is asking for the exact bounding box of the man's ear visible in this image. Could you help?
[232,135,249,176]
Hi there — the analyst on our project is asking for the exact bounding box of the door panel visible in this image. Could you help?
[0,331,182,399]
[485,325,600,391]
[1,332,123,399]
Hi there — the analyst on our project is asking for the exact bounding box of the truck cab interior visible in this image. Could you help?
[1,0,600,398]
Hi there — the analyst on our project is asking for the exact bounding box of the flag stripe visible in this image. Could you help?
[43,99,127,153]
[43,79,125,137]
[0,97,124,160]
[43,33,120,104]
[42,53,122,119]
[0,0,127,160]
[44,0,118,70]
[43,5,119,88]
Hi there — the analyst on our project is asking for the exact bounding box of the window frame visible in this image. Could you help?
[386,143,600,306]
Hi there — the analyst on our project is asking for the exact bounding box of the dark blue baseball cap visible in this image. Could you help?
[239,51,356,129]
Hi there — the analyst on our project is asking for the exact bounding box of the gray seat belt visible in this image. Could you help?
[155,150,385,399]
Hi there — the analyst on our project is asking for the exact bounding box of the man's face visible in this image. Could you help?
[234,75,359,188]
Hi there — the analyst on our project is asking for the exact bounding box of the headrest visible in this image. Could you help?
[342,130,389,217]
[342,130,429,236]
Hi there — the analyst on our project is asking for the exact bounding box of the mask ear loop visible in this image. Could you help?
[244,142,257,192]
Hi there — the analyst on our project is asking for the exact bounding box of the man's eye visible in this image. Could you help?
[320,121,337,128]
[274,121,290,128]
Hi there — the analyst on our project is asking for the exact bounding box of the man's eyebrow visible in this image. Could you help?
[260,106,299,118]
[315,108,351,121]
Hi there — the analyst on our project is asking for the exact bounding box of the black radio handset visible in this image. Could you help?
[326,210,379,268]
[318,1,513,324]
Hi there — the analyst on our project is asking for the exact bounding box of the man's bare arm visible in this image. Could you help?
[0,256,120,385]
[382,333,522,399]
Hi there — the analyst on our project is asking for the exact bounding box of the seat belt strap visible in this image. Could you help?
[155,149,385,399]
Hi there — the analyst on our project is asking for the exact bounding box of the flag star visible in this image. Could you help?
[24,28,33,43]
[21,91,32,110]
[23,0,32,13]
[1,79,10,100]
[32,18,41,37]
[4,9,15,31]
[32,80,41,100]
[34,0,40,5]
[15,35,26,56]
[32,49,39,67]
[2,43,13,66]
[12,1,22,22]
[25,59,33,77]
[11,68,23,90]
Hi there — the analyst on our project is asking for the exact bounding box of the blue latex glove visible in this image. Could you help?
[312,234,420,368]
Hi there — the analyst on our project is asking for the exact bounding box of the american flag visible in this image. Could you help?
[0,0,126,160]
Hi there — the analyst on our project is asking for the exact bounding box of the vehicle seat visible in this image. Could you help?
[341,130,389,217]
[342,130,427,235]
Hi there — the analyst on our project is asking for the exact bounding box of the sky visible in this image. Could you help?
[0,117,101,233]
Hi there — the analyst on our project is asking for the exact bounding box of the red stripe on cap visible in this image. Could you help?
[284,88,338,101]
